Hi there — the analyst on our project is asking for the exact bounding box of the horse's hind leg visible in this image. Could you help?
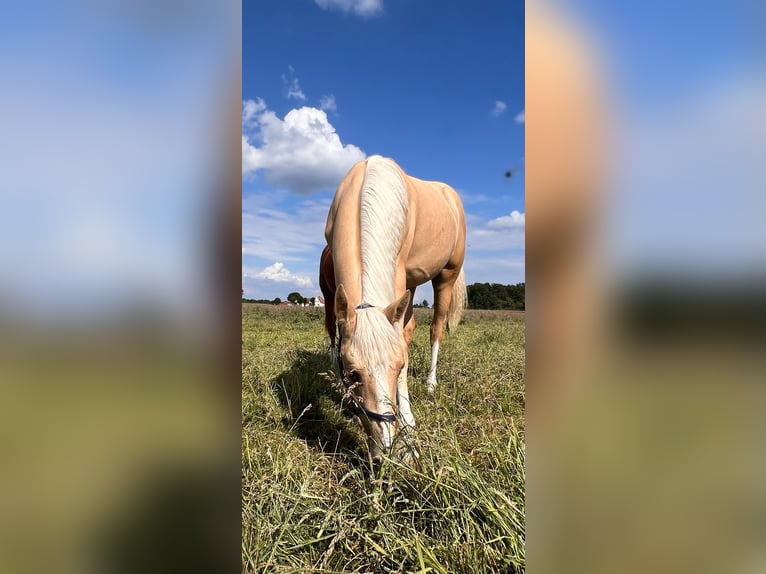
[323,301,336,348]
[319,246,337,347]
[426,268,460,392]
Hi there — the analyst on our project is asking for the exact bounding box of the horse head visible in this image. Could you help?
[335,284,410,461]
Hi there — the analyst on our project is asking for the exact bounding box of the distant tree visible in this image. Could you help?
[467,282,525,310]
[421,299,429,308]
[287,292,305,305]
[272,297,281,305]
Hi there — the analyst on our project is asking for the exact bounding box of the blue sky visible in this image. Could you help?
[242,0,525,302]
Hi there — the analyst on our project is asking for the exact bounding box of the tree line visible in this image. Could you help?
[241,292,316,306]
[243,284,525,310]
[466,282,525,310]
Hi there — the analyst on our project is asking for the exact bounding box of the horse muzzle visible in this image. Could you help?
[368,421,395,462]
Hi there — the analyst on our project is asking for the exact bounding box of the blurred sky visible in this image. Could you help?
[569,0,766,281]
[0,0,239,320]
[242,0,525,302]
[0,3,241,574]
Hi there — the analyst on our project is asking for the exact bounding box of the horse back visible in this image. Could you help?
[404,177,466,282]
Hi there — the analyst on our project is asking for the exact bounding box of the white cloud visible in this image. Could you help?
[491,100,507,117]
[487,210,525,230]
[515,109,525,124]
[242,135,259,176]
[459,191,490,205]
[464,255,525,285]
[282,66,306,101]
[469,228,525,252]
[242,98,266,129]
[248,262,313,288]
[314,0,383,17]
[241,98,366,194]
[319,94,337,112]
[466,211,526,252]
[241,194,329,300]
[241,195,330,261]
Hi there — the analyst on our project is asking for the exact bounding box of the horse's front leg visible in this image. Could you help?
[396,357,419,462]
[395,313,419,460]
[397,312,417,430]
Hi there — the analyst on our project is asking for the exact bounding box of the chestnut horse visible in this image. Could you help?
[321,155,466,460]
[319,244,337,347]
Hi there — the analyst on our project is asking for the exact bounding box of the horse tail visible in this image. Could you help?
[447,267,466,332]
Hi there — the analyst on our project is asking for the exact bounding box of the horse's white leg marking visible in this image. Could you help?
[426,340,440,393]
[397,366,416,429]
[396,362,419,460]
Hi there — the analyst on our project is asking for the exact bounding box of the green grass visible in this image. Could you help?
[242,304,525,573]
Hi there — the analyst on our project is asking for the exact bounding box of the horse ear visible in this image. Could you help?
[384,289,410,326]
[335,284,351,323]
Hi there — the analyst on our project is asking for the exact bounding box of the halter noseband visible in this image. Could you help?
[335,302,397,424]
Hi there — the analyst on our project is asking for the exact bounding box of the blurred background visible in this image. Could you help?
[526,1,766,573]
[0,1,241,572]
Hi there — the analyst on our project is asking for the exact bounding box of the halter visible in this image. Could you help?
[335,302,397,424]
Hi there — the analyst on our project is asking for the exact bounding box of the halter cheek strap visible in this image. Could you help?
[336,303,397,424]
[357,407,397,424]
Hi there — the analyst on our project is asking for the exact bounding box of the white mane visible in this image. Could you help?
[349,308,401,410]
[359,155,408,307]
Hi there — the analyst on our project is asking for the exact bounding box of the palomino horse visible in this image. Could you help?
[321,155,466,460]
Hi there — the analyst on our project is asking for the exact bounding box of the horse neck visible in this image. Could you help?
[358,156,409,307]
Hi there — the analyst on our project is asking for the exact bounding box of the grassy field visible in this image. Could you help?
[242,303,525,573]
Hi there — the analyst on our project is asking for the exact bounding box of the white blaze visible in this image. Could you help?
[378,421,393,451]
